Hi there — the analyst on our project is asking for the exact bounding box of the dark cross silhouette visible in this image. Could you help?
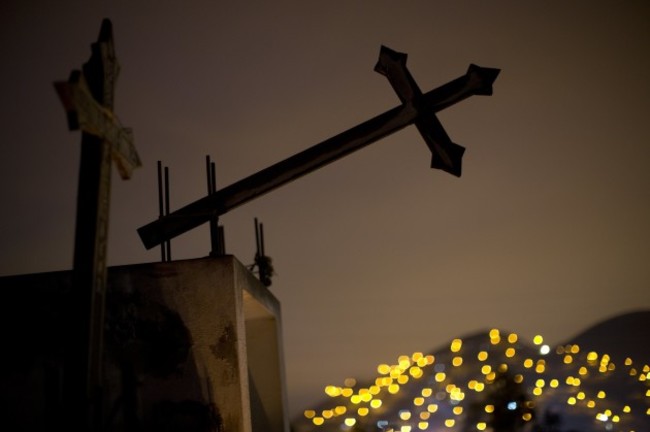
[54,18,141,428]
[137,45,499,250]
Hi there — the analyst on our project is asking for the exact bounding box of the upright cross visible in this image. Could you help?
[137,46,499,250]
[54,19,141,428]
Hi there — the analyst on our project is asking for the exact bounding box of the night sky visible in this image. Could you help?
[1,1,649,418]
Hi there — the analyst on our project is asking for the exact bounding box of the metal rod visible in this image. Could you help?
[157,161,166,262]
[164,166,171,261]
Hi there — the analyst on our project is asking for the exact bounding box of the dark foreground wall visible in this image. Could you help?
[0,256,288,432]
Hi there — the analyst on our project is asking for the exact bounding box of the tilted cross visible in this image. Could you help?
[54,18,141,427]
[137,45,498,250]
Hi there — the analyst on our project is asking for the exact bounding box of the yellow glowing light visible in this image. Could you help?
[450,338,463,353]
[478,351,488,361]
[508,333,518,343]
[489,329,500,338]
[485,405,495,413]
[409,366,423,378]
[623,405,631,413]
[577,392,585,400]
[420,412,430,420]
[578,366,587,376]
[422,388,433,397]
[325,385,340,397]
[335,406,347,415]
[304,410,316,419]
[427,403,438,413]
[486,372,496,382]
[514,374,524,384]
[378,364,391,375]
[477,422,487,430]
[398,374,409,384]
[522,412,532,421]
[481,365,492,375]
[350,395,361,404]
[535,363,546,373]
[587,400,596,408]
[344,418,356,427]
[312,417,324,426]
[535,379,545,388]
[587,351,598,362]
[533,335,544,345]
[401,427,412,432]
[612,415,620,422]
[567,397,576,405]
[418,422,429,430]
[322,410,333,419]
[563,354,573,364]
[342,388,353,397]
[533,387,542,396]
[452,356,463,367]
[388,384,400,394]
[414,397,425,406]
[505,347,516,358]
[523,358,533,368]
[399,410,412,420]
[370,399,382,409]
[453,406,463,415]
[498,363,508,373]
[570,344,580,354]
[597,390,606,399]
[412,352,423,361]
[417,357,428,367]
[444,419,455,427]
[357,407,369,417]
[398,356,411,369]
[475,382,485,392]
[550,379,559,388]
[435,372,446,382]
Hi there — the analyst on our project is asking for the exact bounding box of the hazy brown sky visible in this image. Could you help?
[1,0,649,417]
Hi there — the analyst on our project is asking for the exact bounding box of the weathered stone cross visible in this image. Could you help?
[137,45,498,250]
[54,18,141,426]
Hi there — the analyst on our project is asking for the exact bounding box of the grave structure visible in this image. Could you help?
[0,18,498,432]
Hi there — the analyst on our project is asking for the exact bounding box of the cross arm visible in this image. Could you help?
[375,46,499,176]
[54,70,141,179]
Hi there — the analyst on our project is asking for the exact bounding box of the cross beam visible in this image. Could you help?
[137,46,499,250]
